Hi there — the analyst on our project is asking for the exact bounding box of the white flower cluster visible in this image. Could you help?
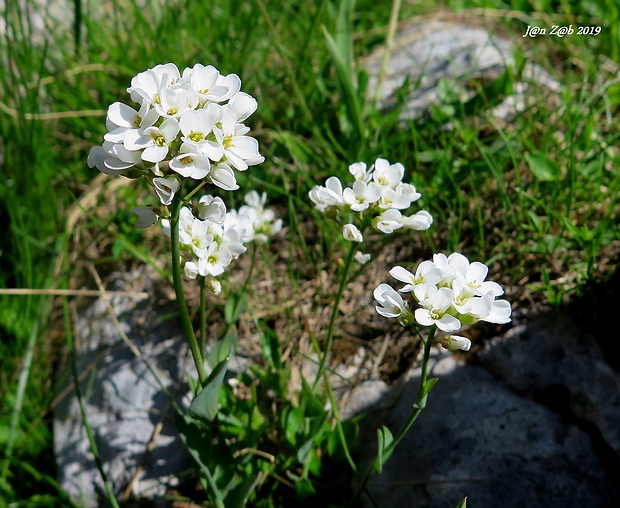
[162,191,281,285]
[88,63,264,207]
[374,253,511,351]
[309,159,433,260]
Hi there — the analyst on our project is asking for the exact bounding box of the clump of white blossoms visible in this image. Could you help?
[374,252,511,351]
[309,158,433,263]
[87,62,264,224]
[162,191,281,288]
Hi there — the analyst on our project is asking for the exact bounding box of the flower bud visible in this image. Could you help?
[440,335,471,352]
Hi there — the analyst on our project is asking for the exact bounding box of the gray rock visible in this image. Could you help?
[477,318,620,460]
[362,352,617,508]
[53,270,195,507]
[364,19,559,122]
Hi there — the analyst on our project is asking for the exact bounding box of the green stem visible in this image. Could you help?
[199,275,207,361]
[323,370,357,471]
[348,327,436,506]
[312,240,358,390]
[387,327,435,453]
[170,197,208,386]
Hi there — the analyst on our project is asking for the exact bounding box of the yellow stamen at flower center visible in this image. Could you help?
[379,176,388,185]
[167,108,178,116]
[356,196,365,204]
[430,309,441,320]
[455,295,466,306]
[151,133,166,146]
[153,94,161,105]
[208,255,217,264]
[180,155,194,164]
[189,131,204,142]
[133,115,142,128]
[223,135,234,148]
[199,88,210,94]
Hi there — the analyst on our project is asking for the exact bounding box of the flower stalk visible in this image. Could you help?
[349,327,436,506]
[170,196,208,386]
[313,239,359,390]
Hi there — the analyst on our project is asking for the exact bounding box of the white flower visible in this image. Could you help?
[377,185,414,210]
[153,176,180,205]
[188,218,215,258]
[87,143,141,175]
[215,110,263,171]
[198,243,233,276]
[456,262,504,297]
[184,261,199,279]
[228,92,258,122]
[482,297,512,324]
[432,252,469,286]
[208,279,222,295]
[343,180,381,211]
[309,176,345,212]
[244,190,266,209]
[197,195,227,224]
[208,161,239,190]
[390,261,442,293]
[152,87,197,119]
[123,117,180,163]
[400,210,433,231]
[220,225,247,259]
[414,287,462,332]
[185,64,241,103]
[103,101,158,144]
[349,161,372,183]
[440,335,471,352]
[225,209,255,243]
[176,207,195,243]
[354,252,371,265]
[238,191,282,243]
[399,183,421,203]
[343,223,363,242]
[178,109,223,161]
[372,158,404,188]
[373,208,403,234]
[131,206,158,228]
[169,147,211,180]
[127,63,182,106]
[374,283,410,321]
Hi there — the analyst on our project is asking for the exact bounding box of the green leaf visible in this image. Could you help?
[189,354,231,422]
[300,376,327,417]
[455,496,468,508]
[420,378,438,399]
[175,413,235,502]
[259,326,282,370]
[225,293,247,324]
[327,420,359,462]
[284,407,305,446]
[294,477,316,498]
[296,437,315,464]
[208,333,237,369]
[375,425,394,473]
[224,476,259,508]
[525,153,557,182]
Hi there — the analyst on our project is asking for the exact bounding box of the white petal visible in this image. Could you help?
[436,314,462,333]
[389,266,415,285]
